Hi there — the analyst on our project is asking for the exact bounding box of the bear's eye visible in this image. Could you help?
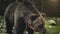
[30,16,38,21]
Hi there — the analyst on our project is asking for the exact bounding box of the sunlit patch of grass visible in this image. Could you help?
[45,21,50,28]
[0,16,5,33]
[45,17,60,34]
[34,32,40,34]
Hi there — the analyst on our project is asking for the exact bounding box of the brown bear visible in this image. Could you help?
[4,0,46,34]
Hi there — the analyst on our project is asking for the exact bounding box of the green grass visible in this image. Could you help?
[45,17,60,34]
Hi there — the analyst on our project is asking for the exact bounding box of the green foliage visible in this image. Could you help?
[0,16,6,33]
[45,17,60,34]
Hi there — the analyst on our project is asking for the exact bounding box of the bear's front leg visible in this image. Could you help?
[14,18,26,34]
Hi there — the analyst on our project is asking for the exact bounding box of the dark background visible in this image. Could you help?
[0,0,60,17]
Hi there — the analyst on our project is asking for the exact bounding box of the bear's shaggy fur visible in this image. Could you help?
[4,0,46,34]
